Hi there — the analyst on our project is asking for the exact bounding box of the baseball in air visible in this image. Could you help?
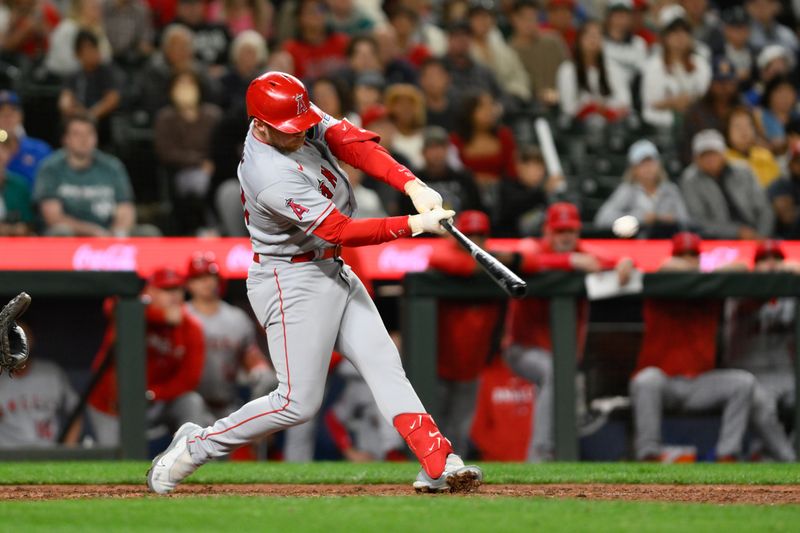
[612,215,639,238]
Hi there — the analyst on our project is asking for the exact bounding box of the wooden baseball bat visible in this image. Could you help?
[440,220,527,298]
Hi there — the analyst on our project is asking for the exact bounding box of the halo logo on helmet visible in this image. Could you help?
[246,71,322,134]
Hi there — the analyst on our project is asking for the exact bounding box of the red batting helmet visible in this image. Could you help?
[455,210,490,236]
[187,252,226,295]
[755,240,785,262]
[545,202,582,231]
[147,268,185,290]
[246,71,323,134]
[671,232,701,256]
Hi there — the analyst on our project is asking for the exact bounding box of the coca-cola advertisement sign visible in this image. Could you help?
[72,243,138,271]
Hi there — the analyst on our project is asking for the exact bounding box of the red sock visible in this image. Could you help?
[393,413,453,479]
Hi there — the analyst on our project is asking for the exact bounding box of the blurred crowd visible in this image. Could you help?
[2,0,800,238]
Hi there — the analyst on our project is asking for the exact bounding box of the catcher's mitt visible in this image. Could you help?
[0,292,31,376]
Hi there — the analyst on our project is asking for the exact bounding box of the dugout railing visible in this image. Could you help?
[0,271,146,460]
[402,271,800,461]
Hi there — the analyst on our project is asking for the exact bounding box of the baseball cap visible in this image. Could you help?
[692,129,726,156]
[545,202,581,231]
[627,139,659,165]
[607,0,633,12]
[712,56,737,82]
[658,4,689,32]
[721,6,749,26]
[360,104,389,129]
[757,44,793,71]
[671,232,701,256]
[456,210,490,235]
[0,90,20,108]
[755,240,785,262]
[423,125,450,148]
[354,71,386,90]
[147,268,185,289]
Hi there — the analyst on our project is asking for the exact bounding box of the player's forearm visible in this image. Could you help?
[313,209,411,246]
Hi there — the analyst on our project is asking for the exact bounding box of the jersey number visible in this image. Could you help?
[240,188,250,225]
[319,166,338,199]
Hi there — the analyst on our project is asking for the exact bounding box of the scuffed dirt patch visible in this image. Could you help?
[1,483,800,504]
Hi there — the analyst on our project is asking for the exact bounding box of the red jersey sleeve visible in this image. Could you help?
[149,312,205,401]
[313,207,411,246]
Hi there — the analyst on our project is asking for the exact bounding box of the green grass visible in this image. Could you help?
[2,461,800,485]
[1,496,799,533]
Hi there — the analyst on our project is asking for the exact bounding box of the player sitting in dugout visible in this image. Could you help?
[504,202,635,462]
[427,210,519,456]
[87,268,207,446]
[722,239,798,462]
[630,232,759,463]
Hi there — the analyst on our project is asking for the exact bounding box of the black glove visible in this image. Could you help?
[0,292,31,377]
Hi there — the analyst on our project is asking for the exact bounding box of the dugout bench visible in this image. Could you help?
[402,271,800,461]
[0,271,146,460]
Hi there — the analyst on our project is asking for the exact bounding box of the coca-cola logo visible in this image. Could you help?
[377,244,434,273]
[225,244,253,274]
[72,244,138,271]
[700,247,741,272]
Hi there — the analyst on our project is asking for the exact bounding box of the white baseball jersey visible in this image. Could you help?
[187,301,257,407]
[239,112,356,258]
[0,360,78,448]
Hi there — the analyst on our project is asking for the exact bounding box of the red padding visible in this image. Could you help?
[393,413,453,479]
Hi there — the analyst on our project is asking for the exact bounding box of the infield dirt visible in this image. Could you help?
[2,484,799,504]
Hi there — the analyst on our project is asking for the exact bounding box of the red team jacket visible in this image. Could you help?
[88,303,205,415]
[506,241,617,354]
[428,242,503,382]
[634,300,723,378]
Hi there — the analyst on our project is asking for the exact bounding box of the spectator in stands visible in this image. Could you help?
[442,20,504,106]
[58,31,122,146]
[452,90,517,209]
[0,130,33,236]
[419,58,455,131]
[397,0,446,57]
[1,0,60,61]
[717,7,756,87]
[311,76,357,123]
[630,0,656,48]
[427,210,508,455]
[603,0,647,89]
[87,268,206,446]
[542,0,578,49]
[207,0,273,38]
[745,0,798,53]
[400,126,483,215]
[510,0,568,108]
[359,103,411,215]
[174,0,232,71]
[495,145,560,237]
[754,74,798,154]
[681,129,773,239]
[340,162,386,218]
[282,0,349,79]
[725,106,780,188]
[334,35,383,90]
[723,240,797,462]
[468,0,531,103]
[595,139,689,237]
[0,354,81,448]
[630,231,755,462]
[384,83,426,171]
[681,0,723,52]
[0,90,52,189]
[745,44,794,107]
[371,24,420,86]
[767,139,800,238]
[681,56,742,164]
[103,0,155,66]
[326,0,374,36]
[556,19,630,123]
[136,24,218,122]
[351,71,385,115]
[219,30,268,110]
[641,5,711,129]
[387,6,432,68]
[154,71,222,236]
[44,0,112,78]
[34,114,152,237]
[505,202,634,461]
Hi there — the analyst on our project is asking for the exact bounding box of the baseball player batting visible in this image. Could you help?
[147,71,482,494]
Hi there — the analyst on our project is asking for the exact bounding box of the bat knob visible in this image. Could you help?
[509,282,528,298]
